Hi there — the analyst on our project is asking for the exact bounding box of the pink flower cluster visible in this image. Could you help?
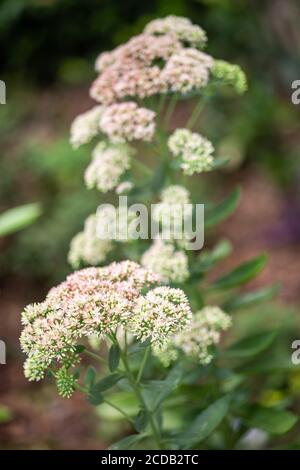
[91,17,213,104]
[99,102,156,142]
[21,261,159,381]
[91,33,180,104]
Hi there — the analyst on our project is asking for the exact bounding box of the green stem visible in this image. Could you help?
[76,382,134,425]
[109,333,162,449]
[136,346,150,384]
[186,97,207,130]
[121,351,162,448]
[85,349,107,365]
[104,398,135,425]
[132,158,153,177]
[164,94,177,130]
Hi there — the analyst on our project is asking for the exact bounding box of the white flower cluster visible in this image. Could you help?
[20,261,192,395]
[168,128,214,175]
[96,205,139,243]
[141,239,189,283]
[160,185,190,205]
[155,306,232,366]
[99,102,156,143]
[68,214,113,268]
[132,286,192,348]
[70,106,103,149]
[84,141,133,193]
[144,15,207,49]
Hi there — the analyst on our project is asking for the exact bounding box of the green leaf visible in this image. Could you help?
[0,203,42,237]
[134,409,149,432]
[224,284,280,311]
[109,433,147,450]
[225,331,277,359]
[75,344,86,354]
[142,365,183,411]
[84,366,97,388]
[151,161,167,192]
[174,396,230,449]
[246,407,298,435]
[192,240,232,276]
[108,344,120,372]
[211,157,230,170]
[205,188,240,229]
[87,391,104,406]
[92,373,122,393]
[213,254,267,289]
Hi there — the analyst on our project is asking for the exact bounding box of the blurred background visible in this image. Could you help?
[0,0,300,449]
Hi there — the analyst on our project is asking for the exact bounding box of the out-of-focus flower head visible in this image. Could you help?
[162,48,213,95]
[141,239,189,283]
[68,214,113,268]
[92,33,180,104]
[84,141,134,193]
[70,106,103,148]
[99,102,156,143]
[211,60,247,94]
[155,306,231,366]
[144,16,207,49]
[160,185,190,205]
[96,205,140,243]
[168,128,214,175]
[152,185,193,247]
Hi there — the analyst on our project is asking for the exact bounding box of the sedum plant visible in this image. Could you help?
[20,16,299,450]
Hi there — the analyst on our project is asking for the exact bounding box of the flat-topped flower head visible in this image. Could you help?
[20,261,161,386]
[132,286,192,347]
[95,33,180,72]
[141,239,189,284]
[68,214,113,268]
[144,16,207,49]
[70,106,103,148]
[99,102,156,143]
[84,141,133,193]
[92,33,180,104]
[168,128,214,175]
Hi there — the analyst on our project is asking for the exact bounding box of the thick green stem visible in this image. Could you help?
[121,349,162,448]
